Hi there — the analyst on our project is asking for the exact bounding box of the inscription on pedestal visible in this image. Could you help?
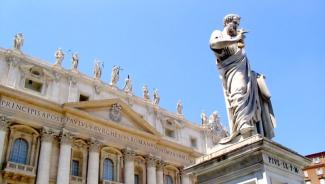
[266,155,300,174]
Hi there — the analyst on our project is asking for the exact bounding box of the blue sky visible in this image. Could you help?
[1,0,324,155]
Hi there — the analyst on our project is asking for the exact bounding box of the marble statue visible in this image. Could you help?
[142,85,150,100]
[209,14,276,142]
[208,111,220,124]
[123,75,133,93]
[201,112,208,127]
[110,65,122,86]
[54,48,64,66]
[176,100,183,115]
[93,60,102,79]
[71,53,79,70]
[153,89,160,105]
[13,33,24,50]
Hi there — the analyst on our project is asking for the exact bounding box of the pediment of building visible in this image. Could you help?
[64,98,161,136]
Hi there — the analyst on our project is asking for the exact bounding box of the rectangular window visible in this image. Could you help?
[165,129,175,138]
[190,137,197,148]
[24,79,43,92]
[71,160,80,176]
[79,94,89,102]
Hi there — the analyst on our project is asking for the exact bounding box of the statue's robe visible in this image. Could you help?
[210,30,276,139]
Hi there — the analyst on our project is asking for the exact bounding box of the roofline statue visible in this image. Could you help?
[13,33,24,51]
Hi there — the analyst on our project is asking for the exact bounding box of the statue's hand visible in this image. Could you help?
[237,29,248,40]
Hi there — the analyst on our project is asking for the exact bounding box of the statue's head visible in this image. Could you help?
[223,14,240,36]
[224,14,240,26]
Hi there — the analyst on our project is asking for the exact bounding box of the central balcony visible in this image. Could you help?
[70,175,86,184]
[3,161,36,182]
[102,180,124,184]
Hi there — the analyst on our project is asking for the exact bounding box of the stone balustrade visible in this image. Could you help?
[70,175,85,184]
[4,161,36,177]
[102,180,124,184]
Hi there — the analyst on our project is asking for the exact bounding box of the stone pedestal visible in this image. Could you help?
[185,135,310,184]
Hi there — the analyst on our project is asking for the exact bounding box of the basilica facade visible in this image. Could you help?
[0,39,225,184]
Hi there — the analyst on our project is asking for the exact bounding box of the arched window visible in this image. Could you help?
[10,138,29,164]
[103,158,114,181]
[165,175,173,184]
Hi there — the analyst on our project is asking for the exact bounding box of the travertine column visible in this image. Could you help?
[146,155,157,184]
[180,169,190,184]
[156,160,165,184]
[87,139,101,184]
[36,128,54,184]
[0,116,9,165]
[123,148,136,184]
[56,129,73,184]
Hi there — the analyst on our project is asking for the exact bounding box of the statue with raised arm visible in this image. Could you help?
[93,60,102,79]
[54,48,64,66]
[71,53,79,71]
[143,85,150,100]
[153,89,160,105]
[123,74,133,94]
[176,100,183,115]
[110,65,122,86]
[210,14,276,143]
[13,33,24,51]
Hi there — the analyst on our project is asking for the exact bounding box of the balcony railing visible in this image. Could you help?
[102,180,124,184]
[70,175,85,184]
[4,161,36,177]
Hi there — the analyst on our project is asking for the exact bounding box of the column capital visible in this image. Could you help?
[145,154,158,167]
[41,127,55,142]
[88,138,101,152]
[156,160,166,171]
[178,167,185,176]
[0,115,10,131]
[60,128,73,145]
[122,148,136,161]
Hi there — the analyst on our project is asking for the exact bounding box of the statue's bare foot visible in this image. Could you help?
[240,124,254,134]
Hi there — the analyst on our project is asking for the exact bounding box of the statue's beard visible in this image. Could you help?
[226,24,238,36]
